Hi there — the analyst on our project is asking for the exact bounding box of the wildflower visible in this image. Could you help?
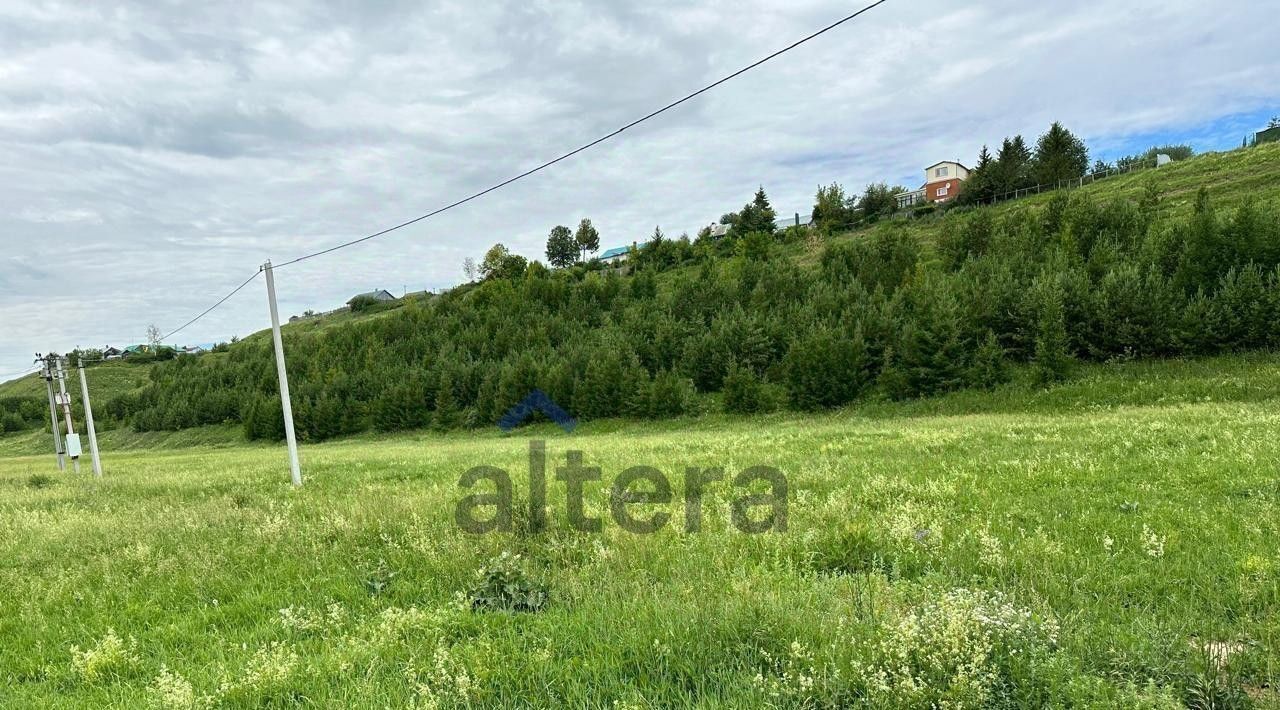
[70,629,140,683]
[1142,525,1165,558]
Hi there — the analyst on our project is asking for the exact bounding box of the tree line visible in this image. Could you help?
[77,180,1280,443]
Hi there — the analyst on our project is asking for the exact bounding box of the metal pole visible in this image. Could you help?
[55,357,79,474]
[41,358,65,471]
[78,359,102,478]
[263,261,303,486]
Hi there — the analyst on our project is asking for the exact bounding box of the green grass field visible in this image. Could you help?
[1,354,1277,708]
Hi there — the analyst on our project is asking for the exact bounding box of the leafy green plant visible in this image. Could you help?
[468,552,548,613]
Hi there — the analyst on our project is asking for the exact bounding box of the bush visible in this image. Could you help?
[1032,280,1072,383]
[648,370,694,417]
[722,363,774,414]
[784,327,870,410]
[967,331,1009,388]
[1,412,26,433]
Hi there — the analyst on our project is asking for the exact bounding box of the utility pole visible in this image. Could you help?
[38,355,65,471]
[263,260,303,486]
[54,357,80,474]
[77,358,103,478]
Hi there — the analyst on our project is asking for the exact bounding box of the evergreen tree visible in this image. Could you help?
[433,370,461,431]
[1032,280,1072,383]
[722,363,773,414]
[967,330,1008,388]
[575,218,600,261]
[648,370,694,417]
[958,146,996,205]
[890,278,969,398]
[734,186,778,235]
[993,136,1033,196]
[784,326,870,410]
[545,225,578,268]
[1033,122,1090,187]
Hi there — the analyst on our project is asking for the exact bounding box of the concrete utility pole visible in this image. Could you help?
[77,359,103,478]
[263,260,303,486]
[54,357,80,474]
[39,356,65,471]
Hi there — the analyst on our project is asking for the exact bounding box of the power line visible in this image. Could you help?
[9,1,890,370]
[274,0,892,269]
[160,269,262,342]
[0,365,40,382]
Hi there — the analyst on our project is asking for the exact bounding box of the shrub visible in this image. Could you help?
[722,363,774,414]
[1032,280,1073,383]
[469,552,548,613]
[784,326,870,410]
[648,370,694,417]
[967,330,1009,388]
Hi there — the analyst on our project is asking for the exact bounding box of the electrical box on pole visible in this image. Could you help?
[54,357,79,474]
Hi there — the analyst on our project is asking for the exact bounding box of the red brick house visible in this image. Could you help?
[897,160,971,208]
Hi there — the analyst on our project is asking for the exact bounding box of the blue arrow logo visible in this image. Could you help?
[497,389,577,433]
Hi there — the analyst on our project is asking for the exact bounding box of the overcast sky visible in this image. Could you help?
[0,0,1275,376]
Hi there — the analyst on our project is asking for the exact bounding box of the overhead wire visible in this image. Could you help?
[272,0,892,269]
[7,0,892,372]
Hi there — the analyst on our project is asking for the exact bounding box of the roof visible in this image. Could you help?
[924,160,971,172]
[599,246,630,259]
[348,289,395,303]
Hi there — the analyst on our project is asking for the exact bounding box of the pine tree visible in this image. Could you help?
[1032,281,1072,383]
[994,136,1033,196]
[967,330,1008,388]
[722,363,773,414]
[1033,122,1090,187]
[575,218,600,261]
[433,370,461,431]
[783,326,870,410]
[958,145,995,205]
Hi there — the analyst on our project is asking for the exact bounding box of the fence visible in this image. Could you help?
[983,157,1159,206]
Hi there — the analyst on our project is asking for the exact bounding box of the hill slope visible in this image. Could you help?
[4,141,1280,450]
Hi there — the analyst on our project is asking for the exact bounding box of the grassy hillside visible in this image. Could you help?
[0,352,1275,707]
[0,360,153,401]
[817,141,1280,259]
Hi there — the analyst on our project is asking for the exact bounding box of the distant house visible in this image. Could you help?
[1258,126,1280,146]
[707,223,731,238]
[180,345,208,356]
[598,246,632,265]
[121,344,175,358]
[346,289,396,307]
[102,346,122,360]
[897,160,971,209]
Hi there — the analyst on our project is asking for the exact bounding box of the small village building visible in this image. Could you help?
[598,246,631,265]
[897,160,971,209]
[346,289,396,307]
